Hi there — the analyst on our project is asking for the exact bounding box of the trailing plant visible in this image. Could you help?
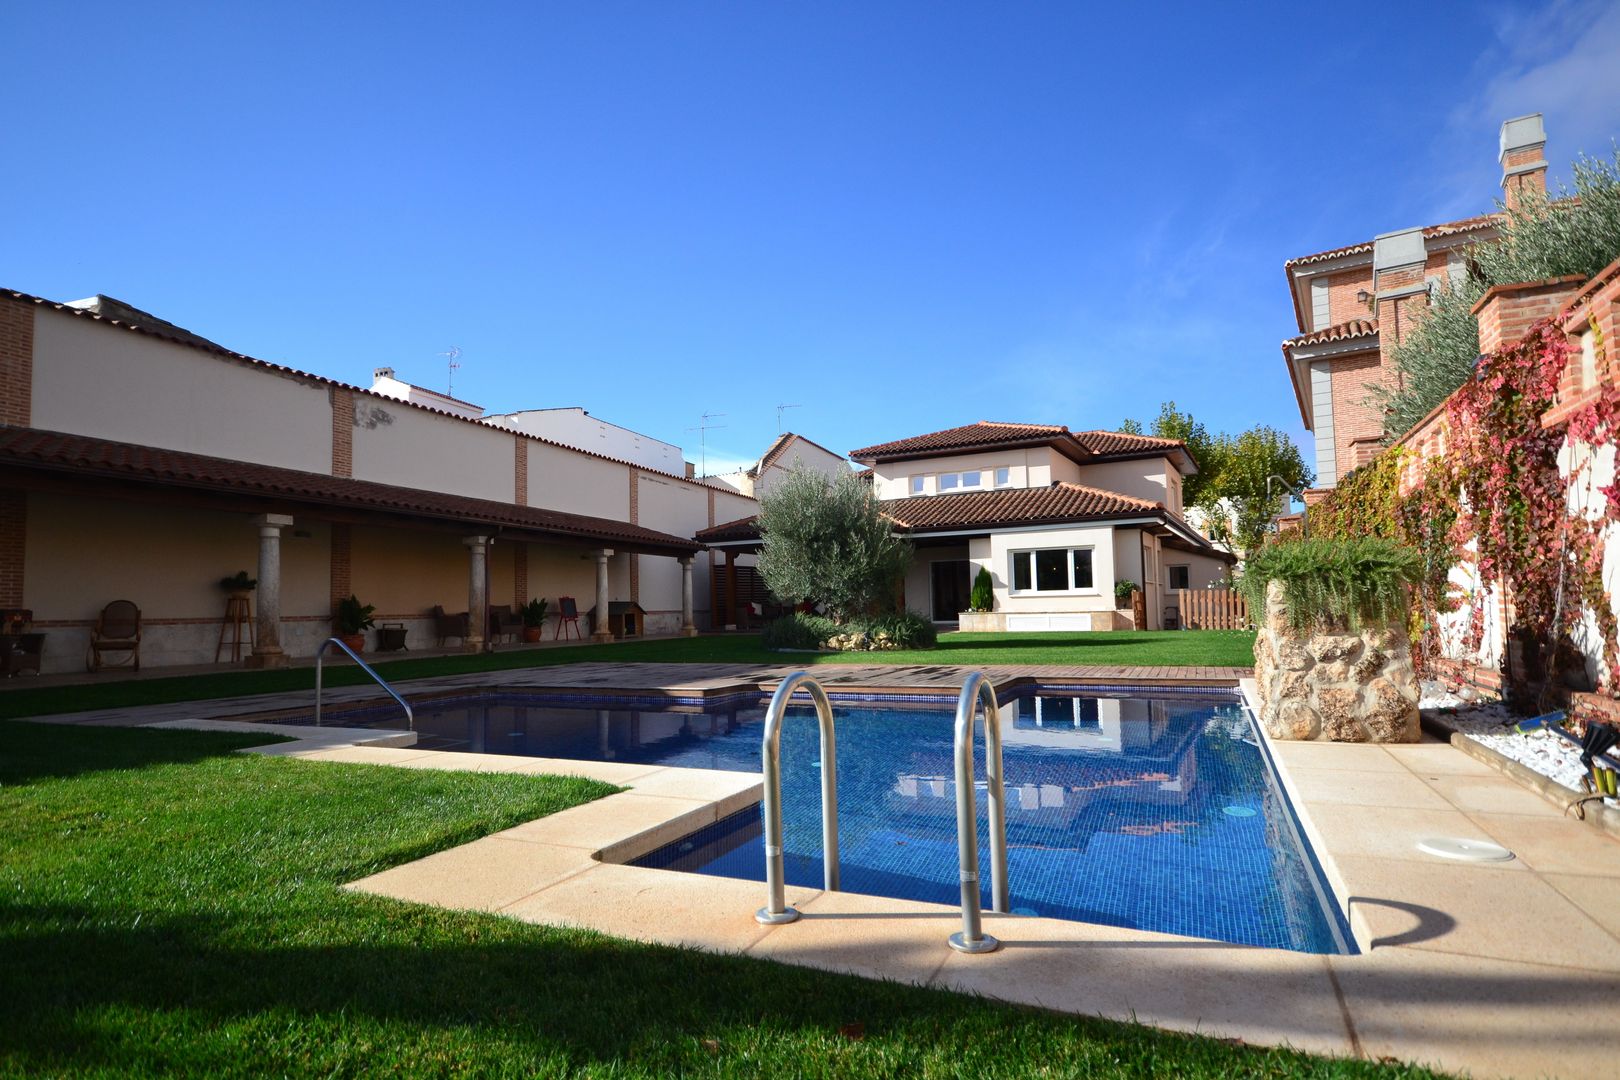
[969,567,994,612]
[756,464,913,622]
[761,611,838,650]
[520,597,549,628]
[1315,317,1619,706]
[1237,537,1423,632]
[1373,147,1620,438]
[335,594,376,635]
[218,571,257,592]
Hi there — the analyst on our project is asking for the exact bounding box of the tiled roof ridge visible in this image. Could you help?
[1,288,716,490]
[0,426,702,553]
[980,420,1067,431]
[1050,480,1161,511]
[1283,212,1500,269]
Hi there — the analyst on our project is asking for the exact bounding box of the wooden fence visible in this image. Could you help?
[1176,588,1251,630]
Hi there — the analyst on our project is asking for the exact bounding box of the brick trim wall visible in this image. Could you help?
[0,299,35,428]
[514,544,528,607]
[514,437,528,506]
[330,388,354,478]
[329,522,352,615]
[628,468,640,602]
[0,489,25,608]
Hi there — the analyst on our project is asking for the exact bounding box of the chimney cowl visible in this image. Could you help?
[372,366,396,383]
[1499,113,1547,161]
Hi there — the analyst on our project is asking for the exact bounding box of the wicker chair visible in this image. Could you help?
[430,605,471,646]
[488,605,522,645]
[89,600,141,672]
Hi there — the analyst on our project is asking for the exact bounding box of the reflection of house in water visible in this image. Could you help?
[406,698,755,765]
[889,695,1209,839]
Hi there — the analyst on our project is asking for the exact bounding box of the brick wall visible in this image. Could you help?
[0,489,25,608]
[628,468,639,602]
[330,388,353,478]
[1473,277,1586,356]
[329,522,351,614]
[1502,145,1547,211]
[1325,268,1375,328]
[513,437,528,506]
[1328,352,1386,480]
[0,298,34,428]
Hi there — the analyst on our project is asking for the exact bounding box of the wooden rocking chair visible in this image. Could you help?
[89,600,141,672]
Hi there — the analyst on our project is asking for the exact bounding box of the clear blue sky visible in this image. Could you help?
[5,2,1618,476]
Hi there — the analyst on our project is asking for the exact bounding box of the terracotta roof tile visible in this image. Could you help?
[0,427,701,555]
[696,515,762,543]
[882,483,1160,531]
[849,421,1068,461]
[1282,318,1379,350]
[1071,431,1186,457]
[1283,214,1499,269]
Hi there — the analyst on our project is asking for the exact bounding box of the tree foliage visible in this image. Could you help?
[1375,147,1620,438]
[1237,537,1423,632]
[1118,403,1311,553]
[756,465,913,622]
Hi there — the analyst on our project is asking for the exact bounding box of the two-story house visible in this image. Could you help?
[700,420,1234,631]
[1281,114,1549,490]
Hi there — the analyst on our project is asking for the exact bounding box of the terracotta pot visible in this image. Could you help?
[338,633,365,653]
[522,626,542,643]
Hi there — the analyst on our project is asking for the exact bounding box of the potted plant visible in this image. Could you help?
[520,597,549,643]
[219,571,257,599]
[334,594,375,653]
[1114,580,1138,609]
[968,567,994,613]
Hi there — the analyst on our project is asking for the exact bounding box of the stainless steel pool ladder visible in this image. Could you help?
[950,671,1010,953]
[313,636,415,732]
[755,671,839,925]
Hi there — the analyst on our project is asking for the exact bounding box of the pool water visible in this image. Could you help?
[304,689,1350,953]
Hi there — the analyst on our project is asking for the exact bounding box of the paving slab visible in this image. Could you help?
[492,792,718,862]
[745,888,962,987]
[1418,774,1566,817]
[344,836,596,912]
[1283,766,1455,811]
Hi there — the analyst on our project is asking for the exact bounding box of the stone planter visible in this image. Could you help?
[1252,582,1420,742]
[957,610,1005,632]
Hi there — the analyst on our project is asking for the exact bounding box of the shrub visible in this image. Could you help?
[520,597,549,627]
[1114,579,1138,601]
[761,612,838,650]
[335,594,376,635]
[1237,537,1422,632]
[852,611,938,649]
[756,465,913,621]
[969,567,994,612]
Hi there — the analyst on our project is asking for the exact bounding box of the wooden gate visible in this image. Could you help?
[1177,589,1250,630]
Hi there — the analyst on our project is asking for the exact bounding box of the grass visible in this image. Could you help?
[0,630,1256,720]
[0,720,1431,1079]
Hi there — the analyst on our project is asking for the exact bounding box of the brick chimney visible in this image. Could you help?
[1470,275,1585,355]
[1500,113,1548,211]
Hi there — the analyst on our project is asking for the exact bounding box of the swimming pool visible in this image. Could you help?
[299,688,1350,953]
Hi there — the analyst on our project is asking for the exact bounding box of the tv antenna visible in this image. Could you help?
[686,411,727,476]
[775,403,802,432]
[439,346,462,397]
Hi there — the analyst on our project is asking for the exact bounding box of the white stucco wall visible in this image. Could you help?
[636,472,710,615]
[527,441,631,519]
[494,407,688,475]
[1073,458,1177,510]
[30,308,334,474]
[350,399,515,504]
[754,438,849,498]
[872,447,1062,500]
[903,543,972,620]
[981,524,1118,619]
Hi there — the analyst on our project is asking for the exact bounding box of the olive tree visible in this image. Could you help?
[756,465,912,622]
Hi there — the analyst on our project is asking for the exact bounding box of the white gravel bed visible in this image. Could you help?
[1420,683,1618,807]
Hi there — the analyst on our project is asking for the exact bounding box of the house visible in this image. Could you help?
[1281,114,1548,490]
[704,432,850,498]
[700,420,1234,630]
[0,289,760,673]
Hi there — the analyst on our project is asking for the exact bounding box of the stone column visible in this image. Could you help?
[724,550,739,631]
[591,548,614,643]
[465,535,490,653]
[245,513,293,669]
[679,555,698,636]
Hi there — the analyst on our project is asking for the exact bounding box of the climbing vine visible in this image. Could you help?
[1312,317,1618,706]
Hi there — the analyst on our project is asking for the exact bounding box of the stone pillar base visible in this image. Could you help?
[244,650,289,670]
[462,641,486,654]
[591,631,614,644]
[681,626,699,637]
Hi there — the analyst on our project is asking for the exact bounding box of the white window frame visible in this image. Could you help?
[994,467,1011,487]
[909,475,926,495]
[959,470,982,489]
[1008,546,1097,595]
[939,473,959,492]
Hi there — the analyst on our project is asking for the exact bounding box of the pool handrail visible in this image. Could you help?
[950,671,1010,953]
[755,671,839,925]
[313,636,415,732]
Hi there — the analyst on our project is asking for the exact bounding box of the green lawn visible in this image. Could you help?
[0,721,1427,1079]
[0,630,1256,721]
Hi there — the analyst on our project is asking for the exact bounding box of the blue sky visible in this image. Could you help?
[5,2,1618,476]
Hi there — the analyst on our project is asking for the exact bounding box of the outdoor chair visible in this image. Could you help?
[488,605,522,645]
[89,600,141,672]
[554,596,582,640]
[1162,605,1181,631]
[430,605,471,647]
[1,632,44,677]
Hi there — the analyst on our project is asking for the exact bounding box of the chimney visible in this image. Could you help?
[372,366,396,384]
[1500,114,1548,212]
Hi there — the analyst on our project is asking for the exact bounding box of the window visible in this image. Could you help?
[1168,565,1190,590]
[1010,547,1095,594]
[994,467,1010,487]
[909,476,925,495]
[960,470,982,488]
[939,473,959,491]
